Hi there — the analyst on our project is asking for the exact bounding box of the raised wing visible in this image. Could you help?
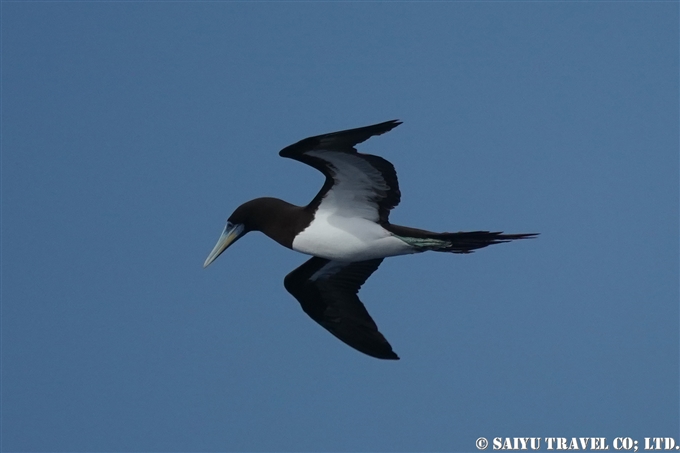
[279,120,402,223]
[283,256,399,360]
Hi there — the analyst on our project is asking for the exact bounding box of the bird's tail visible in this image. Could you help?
[385,224,538,254]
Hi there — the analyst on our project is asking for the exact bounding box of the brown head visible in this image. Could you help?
[203,197,311,268]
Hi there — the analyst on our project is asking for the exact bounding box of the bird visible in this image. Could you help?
[203,120,536,360]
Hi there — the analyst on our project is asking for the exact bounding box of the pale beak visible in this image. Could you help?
[203,223,245,268]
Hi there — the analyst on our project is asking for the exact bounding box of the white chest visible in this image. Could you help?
[292,213,415,262]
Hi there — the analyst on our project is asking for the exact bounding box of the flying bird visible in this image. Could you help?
[204,120,536,360]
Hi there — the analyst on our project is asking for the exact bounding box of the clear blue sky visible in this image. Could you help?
[3,2,678,451]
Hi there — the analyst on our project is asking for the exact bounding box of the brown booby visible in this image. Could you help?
[204,120,536,360]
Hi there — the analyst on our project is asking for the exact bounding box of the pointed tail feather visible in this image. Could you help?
[433,231,538,253]
[385,224,538,254]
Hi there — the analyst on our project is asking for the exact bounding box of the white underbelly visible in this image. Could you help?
[292,215,415,262]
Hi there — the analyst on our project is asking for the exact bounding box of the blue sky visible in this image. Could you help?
[2,2,678,451]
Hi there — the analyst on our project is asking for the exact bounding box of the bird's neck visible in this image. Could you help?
[248,197,313,249]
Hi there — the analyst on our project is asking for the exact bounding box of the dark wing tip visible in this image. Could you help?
[382,350,400,360]
[279,119,402,157]
[357,119,402,137]
[323,329,399,360]
[348,330,400,360]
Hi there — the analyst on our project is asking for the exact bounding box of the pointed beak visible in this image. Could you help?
[203,223,245,268]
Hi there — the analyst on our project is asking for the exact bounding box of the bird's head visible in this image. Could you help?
[202,203,253,268]
[203,197,301,268]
